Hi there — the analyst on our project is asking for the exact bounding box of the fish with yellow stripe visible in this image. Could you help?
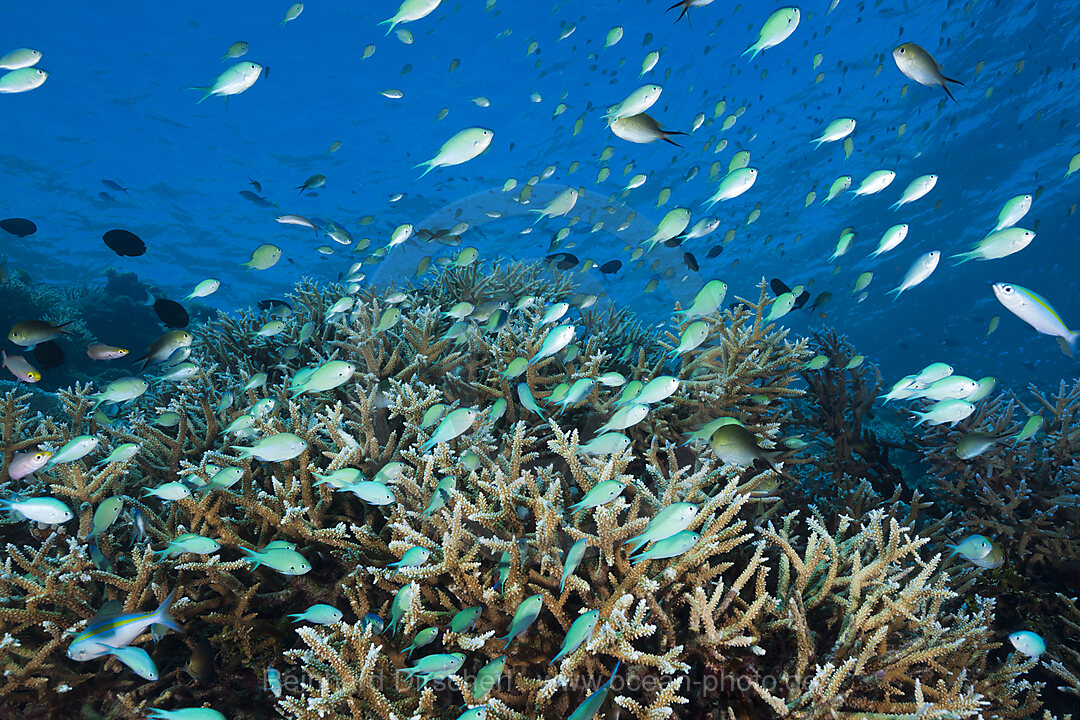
[67,589,183,661]
[993,282,1079,356]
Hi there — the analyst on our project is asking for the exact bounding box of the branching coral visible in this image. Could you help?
[0,263,1060,720]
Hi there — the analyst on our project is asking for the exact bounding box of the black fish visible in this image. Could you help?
[101,179,128,194]
[812,291,834,310]
[154,298,189,328]
[598,260,622,274]
[239,190,274,208]
[249,178,262,193]
[683,251,699,271]
[706,244,724,258]
[793,290,811,310]
[545,252,578,271]
[103,229,146,257]
[258,299,293,311]
[0,218,37,237]
[663,237,684,248]
[770,278,791,296]
[32,341,65,370]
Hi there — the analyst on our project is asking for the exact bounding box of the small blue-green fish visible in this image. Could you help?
[232,432,307,462]
[574,433,631,456]
[765,292,796,322]
[264,540,297,551]
[631,530,700,564]
[596,371,627,387]
[556,378,595,413]
[86,496,125,539]
[192,61,263,103]
[374,307,401,334]
[471,655,505,703]
[499,594,543,650]
[956,432,1004,460]
[421,408,479,451]
[222,414,255,435]
[242,372,267,392]
[550,610,599,665]
[968,541,1004,569]
[0,496,74,524]
[615,381,643,405]
[290,361,356,396]
[91,378,149,411]
[287,604,343,625]
[561,539,588,593]
[1012,415,1044,444]
[95,443,139,466]
[147,710,226,720]
[361,613,384,634]
[528,325,576,365]
[461,450,481,470]
[281,2,304,25]
[676,280,727,320]
[68,590,182,661]
[143,482,192,501]
[267,667,282,697]
[567,661,620,720]
[911,399,975,427]
[948,534,993,561]
[455,709,485,720]
[568,481,626,515]
[517,382,547,419]
[966,376,997,403]
[389,546,431,568]
[844,355,864,370]
[539,302,570,325]
[157,533,220,559]
[1008,630,1046,658]
[669,321,708,357]
[682,417,742,446]
[804,355,828,371]
[400,652,467,687]
[103,644,158,681]
[421,477,456,517]
[625,503,699,554]
[403,626,438,658]
[344,480,396,505]
[313,468,364,488]
[375,462,407,484]
[501,357,529,379]
[241,546,311,575]
[626,376,679,405]
[489,398,507,423]
[47,435,100,468]
[421,404,448,429]
[548,383,571,407]
[448,606,481,633]
[388,583,415,637]
[197,466,244,495]
[493,550,512,593]
[595,403,649,435]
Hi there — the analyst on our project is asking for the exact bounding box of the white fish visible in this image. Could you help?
[852,170,896,197]
[0,67,48,94]
[417,127,493,177]
[192,62,263,103]
[888,251,939,300]
[703,168,757,208]
[532,188,578,223]
[993,282,1079,354]
[890,174,938,210]
[991,194,1033,233]
[811,118,855,148]
[743,7,800,60]
[0,48,42,70]
[869,224,909,258]
[380,0,442,34]
[604,85,662,125]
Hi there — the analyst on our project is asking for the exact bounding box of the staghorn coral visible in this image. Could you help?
[0,263,1059,720]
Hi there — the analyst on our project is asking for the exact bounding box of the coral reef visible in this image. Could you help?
[0,263,1066,720]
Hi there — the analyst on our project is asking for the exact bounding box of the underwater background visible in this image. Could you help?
[2,1,1080,719]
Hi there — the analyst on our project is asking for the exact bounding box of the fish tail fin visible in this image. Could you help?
[944,75,965,87]
[941,83,958,102]
[378,18,397,35]
[151,589,184,636]
[416,161,435,178]
[811,138,824,149]
[887,287,904,301]
[742,45,760,60]
[190,86,212,104]
[661,135,683,147]
[949,252,973,265]
[888,200,901,211]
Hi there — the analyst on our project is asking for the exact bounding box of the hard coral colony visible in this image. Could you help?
[0,2,1078,720]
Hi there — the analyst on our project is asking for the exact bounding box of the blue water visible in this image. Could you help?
[4,0,1079,391]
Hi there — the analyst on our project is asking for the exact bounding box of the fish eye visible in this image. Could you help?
[898,47,905,54]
